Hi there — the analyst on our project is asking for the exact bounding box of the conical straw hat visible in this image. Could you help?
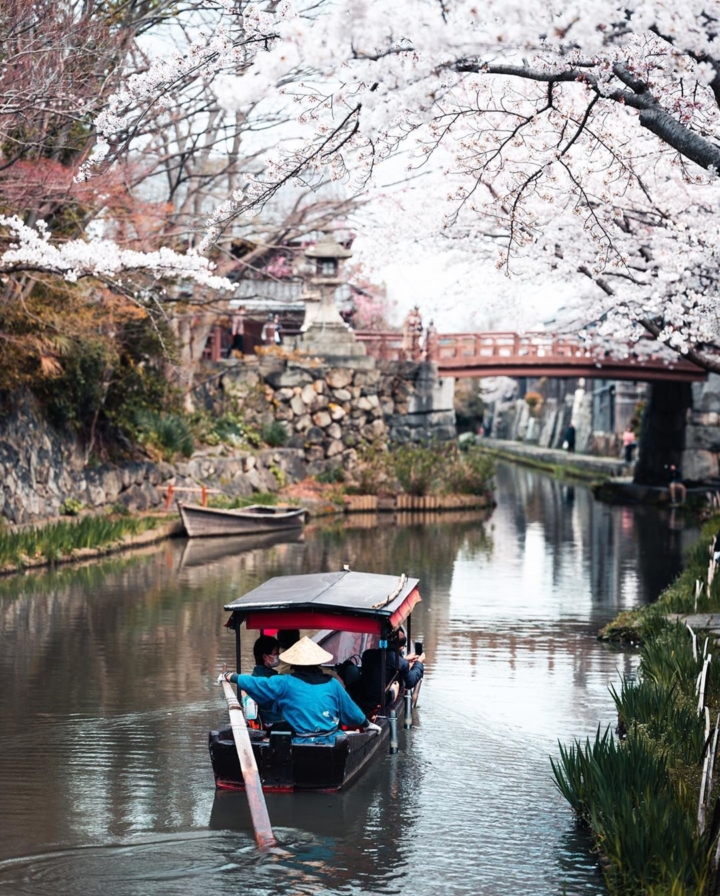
[279,636,333,666]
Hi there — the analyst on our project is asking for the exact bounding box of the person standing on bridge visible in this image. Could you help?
[563,421,576,453]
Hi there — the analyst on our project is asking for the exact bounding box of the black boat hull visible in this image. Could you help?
[209,697,404,792]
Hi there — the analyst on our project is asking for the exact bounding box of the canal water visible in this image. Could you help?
[0,463,700,895]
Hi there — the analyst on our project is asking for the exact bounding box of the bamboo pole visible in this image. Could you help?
[698,656,711,714]
[219,670,277,850]
[700,713,720,835]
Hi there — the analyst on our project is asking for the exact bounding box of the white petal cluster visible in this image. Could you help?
[89,0,720,361]
[0,217,233,291]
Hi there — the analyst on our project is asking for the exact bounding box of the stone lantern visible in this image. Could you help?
[298,232,371,363]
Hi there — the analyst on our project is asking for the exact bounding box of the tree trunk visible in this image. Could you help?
[634,382,692,485]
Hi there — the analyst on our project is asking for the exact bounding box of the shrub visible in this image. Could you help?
[60,498,83,516]
[269,463,286,488]
[261,420,288,447]
[134,410,194,460]
[554,615,720,895]
[346,439,395,495]
[443,447,495,495]
[391,442,444,496]
[109,502,130,516]
[317,466,345,484]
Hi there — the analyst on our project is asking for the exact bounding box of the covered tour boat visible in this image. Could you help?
[209,569,422,792]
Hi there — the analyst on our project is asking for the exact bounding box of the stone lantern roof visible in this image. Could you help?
[304,233,353,260]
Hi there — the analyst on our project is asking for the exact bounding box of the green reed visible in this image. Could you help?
[552,723,711,894]
[0,515,157,569]
[553,616,720,895]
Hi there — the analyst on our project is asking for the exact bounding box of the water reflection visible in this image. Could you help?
[0,462,700,895]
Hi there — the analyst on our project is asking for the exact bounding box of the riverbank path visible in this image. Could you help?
[478,438,632,479]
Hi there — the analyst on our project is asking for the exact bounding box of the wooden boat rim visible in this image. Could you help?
[179,502,306,519]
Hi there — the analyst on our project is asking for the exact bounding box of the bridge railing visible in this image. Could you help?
[354,330,405,361]
[348,328,705,381]
[434,332,596,362]
[353,329,598,363]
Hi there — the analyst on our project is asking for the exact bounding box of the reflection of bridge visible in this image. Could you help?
[355,330,707,382]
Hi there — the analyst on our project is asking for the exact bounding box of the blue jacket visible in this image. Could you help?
[231,669,367,744]
[251,664,284,725]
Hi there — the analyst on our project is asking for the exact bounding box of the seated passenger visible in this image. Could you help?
[355,627,425,715]
[221,637,381,744]
[275,628,300,674]
[251,635,284,726]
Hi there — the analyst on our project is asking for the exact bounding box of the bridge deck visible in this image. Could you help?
[355,331,706,382]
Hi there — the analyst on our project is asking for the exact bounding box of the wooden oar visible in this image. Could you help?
[219,664,277,850]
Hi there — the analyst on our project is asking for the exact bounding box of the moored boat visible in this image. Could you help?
[209,570,422,792]
[179,502,306,538]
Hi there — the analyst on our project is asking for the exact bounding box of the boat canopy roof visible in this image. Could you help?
[224,570,421,635]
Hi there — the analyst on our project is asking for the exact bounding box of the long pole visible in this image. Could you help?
[219,673,276,850]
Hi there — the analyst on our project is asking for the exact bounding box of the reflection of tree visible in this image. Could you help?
[0,480,695,864]
[493,462,698,613]
[306,511,493,588]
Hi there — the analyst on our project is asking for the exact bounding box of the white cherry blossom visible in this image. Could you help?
[92,0,720,367]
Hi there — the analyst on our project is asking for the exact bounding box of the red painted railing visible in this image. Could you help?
[200,325,706,382]
[354,330,706,382]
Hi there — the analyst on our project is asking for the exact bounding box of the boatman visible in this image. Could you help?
[220,637,382,744]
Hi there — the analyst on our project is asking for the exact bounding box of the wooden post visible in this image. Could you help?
[220,674,277,850]
[201,485,208,507]
[212,326,222,362]
[163,484,174,511]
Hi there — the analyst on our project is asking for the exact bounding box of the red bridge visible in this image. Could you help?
[355,331,707,383]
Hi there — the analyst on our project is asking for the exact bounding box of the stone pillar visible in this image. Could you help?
[634,381,693,484]
[615,381,645,433]
[683,373,720,482]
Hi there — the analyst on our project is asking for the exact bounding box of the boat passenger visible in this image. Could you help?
[251,635,285,726]
[220,637,381,744]
[354,627,425,715]
[275,628,300,674]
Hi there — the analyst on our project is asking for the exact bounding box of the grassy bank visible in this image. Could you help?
[601,517,720,643]
[0,513,167,573]
[553,518,720,894]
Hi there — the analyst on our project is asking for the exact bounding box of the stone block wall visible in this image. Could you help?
[1,355,457,523]
[220,359,387,476]
[218,356,456,475]
[0,396,307,524]
[685,374,720,481]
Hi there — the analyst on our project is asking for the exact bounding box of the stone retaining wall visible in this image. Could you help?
[1,354,457,524]
[0,396,307,524]
[686,374,720,482]
[210,355,456,475]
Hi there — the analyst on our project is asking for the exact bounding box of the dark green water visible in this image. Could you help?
[0,463,700,895]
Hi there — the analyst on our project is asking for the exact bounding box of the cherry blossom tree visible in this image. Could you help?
[0,0,367,433]
[94,0,720,368]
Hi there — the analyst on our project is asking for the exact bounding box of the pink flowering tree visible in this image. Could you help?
[0,0,367,432]
[93,0,720,370]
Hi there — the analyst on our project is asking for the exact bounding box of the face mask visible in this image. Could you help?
[266,655,280,668]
